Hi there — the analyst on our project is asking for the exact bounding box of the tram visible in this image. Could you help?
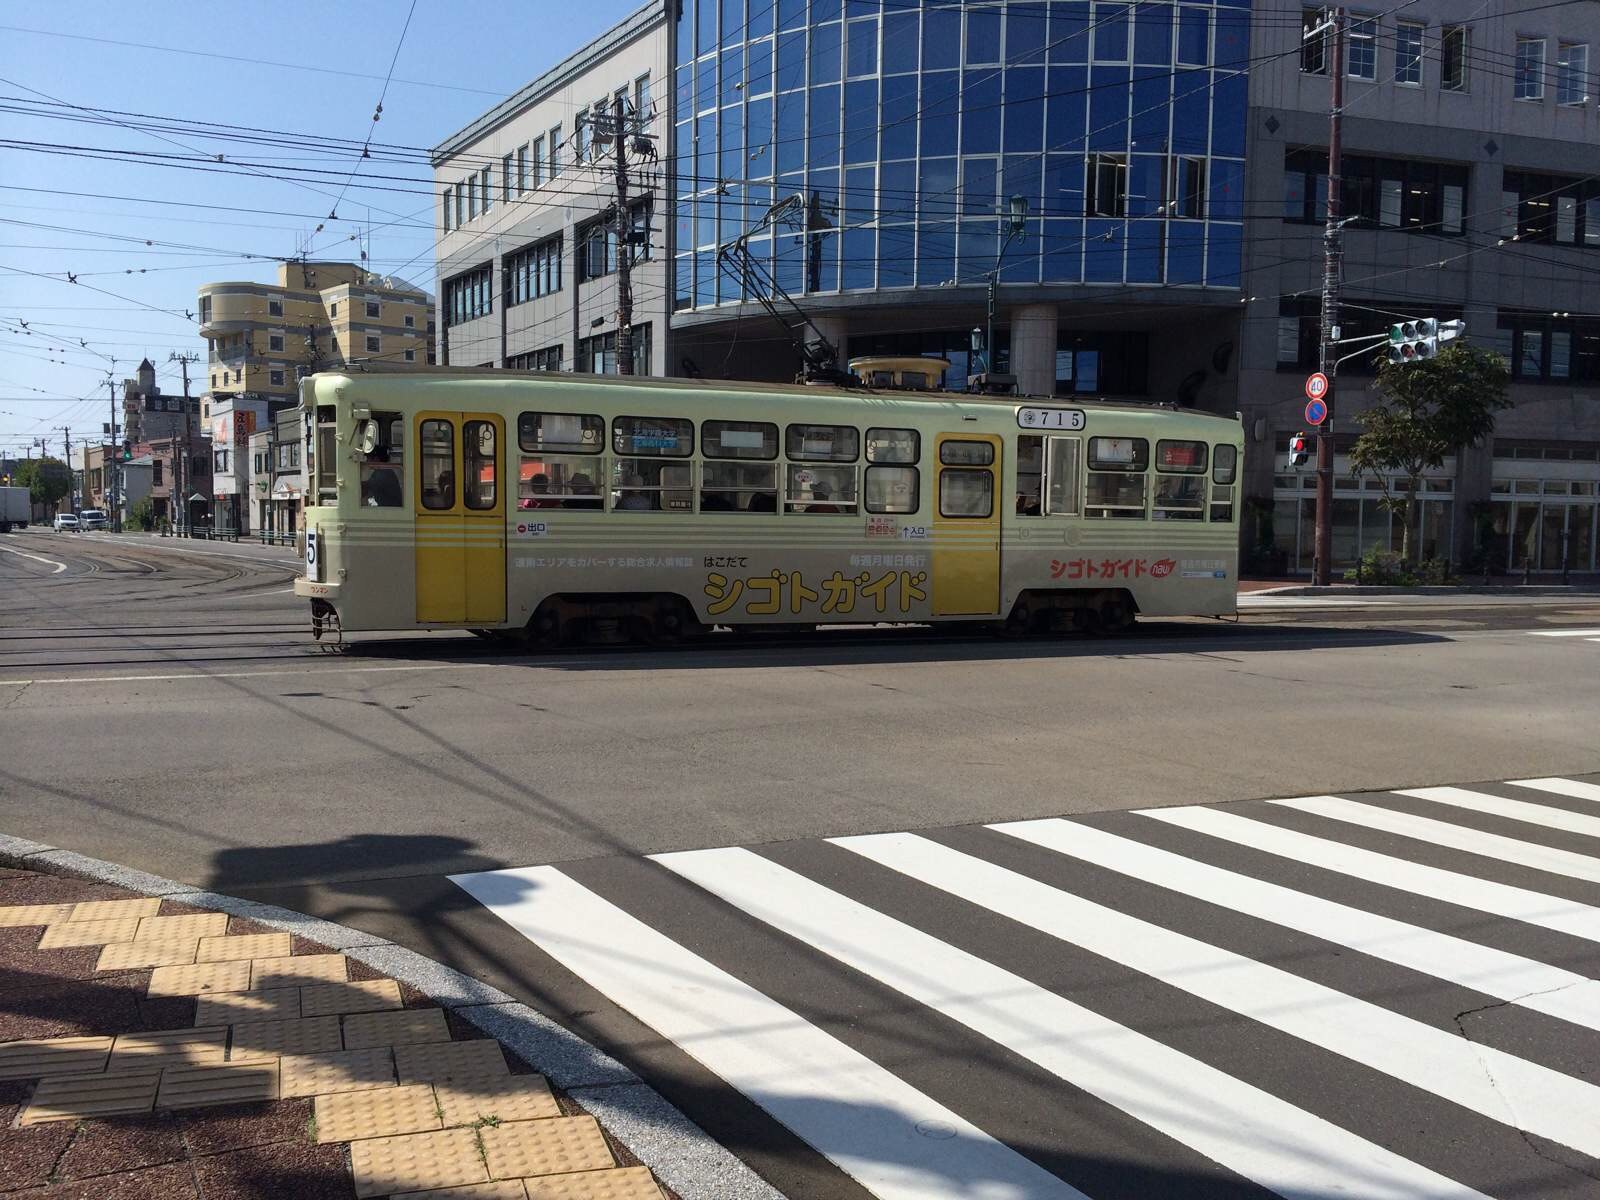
[292,368,1243,644]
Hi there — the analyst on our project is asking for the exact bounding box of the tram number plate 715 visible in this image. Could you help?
[1017,407,1086,431]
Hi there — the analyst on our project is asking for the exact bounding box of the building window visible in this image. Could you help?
[443,265,494,326]
[635,72,652,120]
[270,369,285,387]
[442,189,453,232]
[404,349,416,363]
[548,124,561,177]
[505,234,563,305]
[574,108,590,162]
[1300,7,1328,75]
[454,181,465,227]
[480,165,493,212]
[531,137,545,187]
[1502,171,1600,245]
[1176,8,1209,67]
[330,302,338,317]
[516,145,528,194]
[365,335,380,354]
[1090,2,1131,63]
[502,154,513,201]
[1441,25,1469,92]
[1283,148,1468,235]
[267,298,283,317]
[365,300,380,319]
[1559,43,1589,105]
[506,346,562,372]
[467,175,478,220]
[404,314,415,328]
[1516,38,1546,100]
[1086,154,1127,218]
[1169,157,1206,219]
[577,203,651,283]
[1346,14,1376,81]
[199,296,212,324]
[1395,21,1423,85]
[576,324,651,375]
[268,334,284,352]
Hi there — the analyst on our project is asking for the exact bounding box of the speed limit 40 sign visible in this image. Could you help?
[1305,372,1329,401]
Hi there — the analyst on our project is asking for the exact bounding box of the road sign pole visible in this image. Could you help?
[1313,6,1345,588]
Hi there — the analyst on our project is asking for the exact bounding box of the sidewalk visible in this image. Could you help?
[0,865,674,1199]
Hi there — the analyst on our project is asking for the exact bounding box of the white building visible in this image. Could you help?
[209,395,269,535]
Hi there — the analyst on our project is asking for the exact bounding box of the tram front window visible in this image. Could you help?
[359,413,404,507]
[315,405,338,503]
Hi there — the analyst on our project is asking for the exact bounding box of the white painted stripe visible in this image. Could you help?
[1398,786,1600,840]
[831,833,1600,1158]
[1273,795,1600,885]
[0,663,488,687]
[1527,629,1600,637]
[656,846,1491,1200]
[1140,806,1600,945]
[0,543,67,573]
[992,818,1600,1032]
[1511,777,1600,805]
[448,865,1077,1200]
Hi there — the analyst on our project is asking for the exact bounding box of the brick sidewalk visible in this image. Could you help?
[0,866,673,1199]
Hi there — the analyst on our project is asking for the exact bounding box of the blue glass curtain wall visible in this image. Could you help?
[672,0,1251,311]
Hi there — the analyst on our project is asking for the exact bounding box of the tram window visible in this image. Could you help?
[518,457,601,509]
[315,405,338,503]
[359,411,404,508]
[939,468,993,518]
[420,419,455,510]
[865,466,919,514]
[786,423,859,462]
[1153,475,1204,520]
[1016,436,1043,514]
[786,464,859,514]
[1045,437,1081,516]
[939,440,995,466]
[703,420,778,460]
[1085,436,1147,519]
[462,420,497,511]
[1210,482,1235,524]
[1088,437,1148,471]
[866,427,919,464]
[1156,439,1207,474]
[614,416,693,457]
[1212,444,1238,485]
[611,457,692,511]
[518,411,603,454]
[702,461,777,512]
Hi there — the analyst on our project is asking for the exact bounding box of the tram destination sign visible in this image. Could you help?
[1017,407,1086,431]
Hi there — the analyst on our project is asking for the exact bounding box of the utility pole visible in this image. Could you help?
[1313,6,1345,588]
[106,373,121,532]
[170,350,199,535]
[590,94,656,376]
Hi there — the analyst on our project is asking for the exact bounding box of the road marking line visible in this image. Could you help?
[656,846,1492,1200]
[993,818,1600,1033]
[0,543,66,574]
[0,663,490,687]
[449,864,1078,1200]
[832,832,1600,1156]
[1398,785,1600,840]
[1139,806,1600,944]
[1272,795,1600,885]
[1510,777,1600,805]
[1527,629,1600,637]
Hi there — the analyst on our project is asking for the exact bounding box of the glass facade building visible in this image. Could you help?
[672,1,1252,313]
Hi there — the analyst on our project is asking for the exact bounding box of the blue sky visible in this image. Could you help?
[0,0,643,457]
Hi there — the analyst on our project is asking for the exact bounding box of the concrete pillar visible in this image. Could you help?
[1009,304,1057,398]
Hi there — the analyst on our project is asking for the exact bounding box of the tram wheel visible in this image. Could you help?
[1098,598,1135,634]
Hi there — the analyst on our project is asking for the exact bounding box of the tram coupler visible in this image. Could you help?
[310,600,343,649]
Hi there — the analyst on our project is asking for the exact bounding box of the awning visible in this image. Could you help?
[271,479,302,499]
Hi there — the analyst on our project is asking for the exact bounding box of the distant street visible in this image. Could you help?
[5,529,1600,1198]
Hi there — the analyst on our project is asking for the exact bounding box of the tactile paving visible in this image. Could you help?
[147,959,252,997]
[96,936,199,971]
[301,977,403,1017]
[108,1026,227,1067]
[349,1127,488,1198]
[435,1075,561,1128]
[394,1040,509,1085]
[0,902,75,926]
[195,986,300,1026]
[279,1046,396,1097]
[0,1035,113,1080]
[157,1060,280,1110]
[196,931,292,961]
[20,1067,162,1124]
[230,1014,342,1061]
[524,1167,663,1200]
[395,1183,527,1200]
[135,912,229,941]
[250,952,348,989]
[69,897,160,922]
[314,1081,442,1143]
[343,1007,451,1050]
[480,1116,612,1181]
[37,916,142,947]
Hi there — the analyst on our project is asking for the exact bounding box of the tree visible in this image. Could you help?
[15,457,70,513]
[1352,343,1511,567]
[126,497,156,532]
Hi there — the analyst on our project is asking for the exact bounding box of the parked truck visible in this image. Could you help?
[0,486,30,532]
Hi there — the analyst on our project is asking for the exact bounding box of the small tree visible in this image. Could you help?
[126,497,155,531]
[1352,343,1510,567]
[15,457,70,513]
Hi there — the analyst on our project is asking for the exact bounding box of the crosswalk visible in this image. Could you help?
[450,775,1600,1200]
[1527,628,1600,645]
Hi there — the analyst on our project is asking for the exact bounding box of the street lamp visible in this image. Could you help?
[979,194,1029,382]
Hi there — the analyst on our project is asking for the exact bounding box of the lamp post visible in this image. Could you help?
[980,194,1030,378]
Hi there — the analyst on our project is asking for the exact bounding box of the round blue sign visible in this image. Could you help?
[1305,398,1328,426]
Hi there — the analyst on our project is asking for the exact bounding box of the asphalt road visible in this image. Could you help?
[4,528,1600,1199]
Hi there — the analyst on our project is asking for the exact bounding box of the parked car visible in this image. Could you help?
[78,508,108,531]
[52,513,79,532]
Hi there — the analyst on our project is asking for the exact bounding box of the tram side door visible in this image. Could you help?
[414,412,506,625]
[931,433,1002,616]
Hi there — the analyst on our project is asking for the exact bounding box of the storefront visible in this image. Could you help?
[1488,446,1599,573]
[1271,458,1456,574]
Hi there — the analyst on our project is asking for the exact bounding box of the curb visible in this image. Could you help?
[1243,584,1600,598]
[0,832,785,1200]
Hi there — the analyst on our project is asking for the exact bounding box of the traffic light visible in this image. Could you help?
[120,441,132,461]
[1388,318,1439,363]
[1288,432,1311,468]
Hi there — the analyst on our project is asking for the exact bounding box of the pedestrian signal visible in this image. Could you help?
[1388,318,1438,363]
[1288,432,1311,468]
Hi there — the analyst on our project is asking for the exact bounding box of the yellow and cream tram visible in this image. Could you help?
[293,369,1243,644]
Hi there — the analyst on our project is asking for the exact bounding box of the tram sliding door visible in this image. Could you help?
[414,412,506,625]
[932,433,1002,616]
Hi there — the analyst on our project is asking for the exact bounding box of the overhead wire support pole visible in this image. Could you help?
[1313,6,1345,588]
[612,94,634,377]
[106,371,121,533]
